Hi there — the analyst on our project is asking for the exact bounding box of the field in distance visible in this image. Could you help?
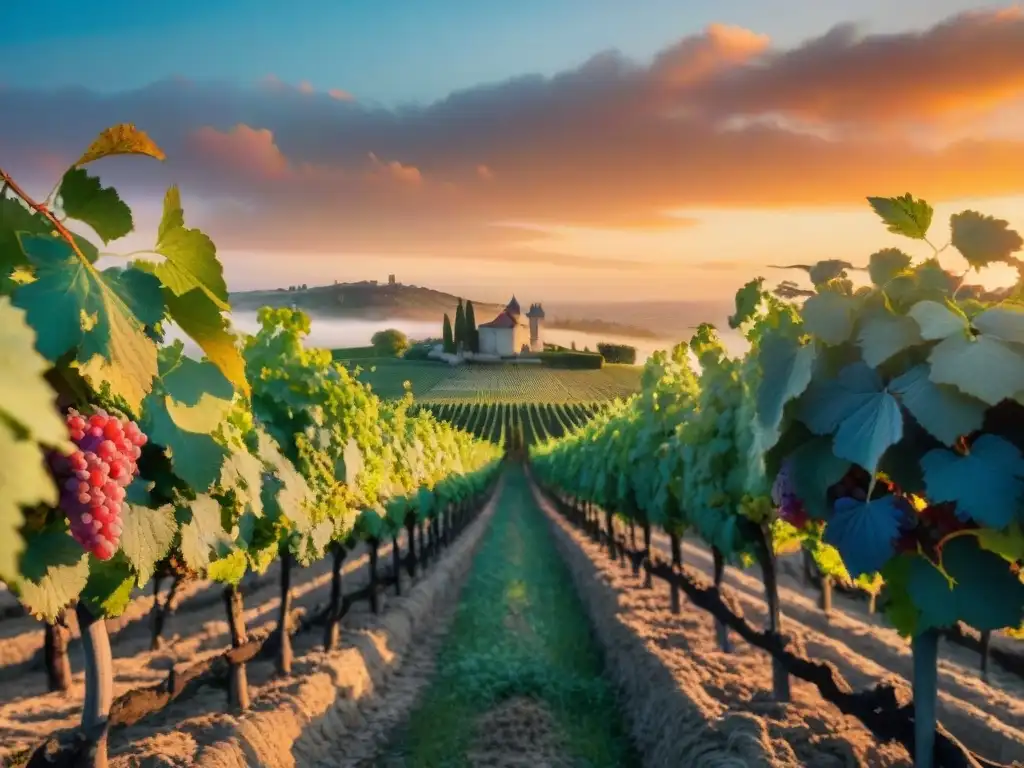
[342,358,643,403]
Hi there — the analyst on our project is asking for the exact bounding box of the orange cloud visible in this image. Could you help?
[4,8,1024,265]
[328,88,354,101]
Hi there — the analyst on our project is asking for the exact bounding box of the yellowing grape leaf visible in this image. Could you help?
[58,168,134,244]
[13,235,162,412]
[74,123,166,167]
[163,287,248,395]
[145,186,229,309]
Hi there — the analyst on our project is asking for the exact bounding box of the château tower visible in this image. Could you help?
[526,302,545,349]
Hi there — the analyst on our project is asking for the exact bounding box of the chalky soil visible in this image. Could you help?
[374,464,638,768]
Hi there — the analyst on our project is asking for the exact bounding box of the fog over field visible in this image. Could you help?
[166,310,748,364]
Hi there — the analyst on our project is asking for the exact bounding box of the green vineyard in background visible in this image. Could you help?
[412,401,607,449]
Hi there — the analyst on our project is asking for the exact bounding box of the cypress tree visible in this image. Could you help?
[454,299,466,351]
[465,300,478,352]
[442,313,455,353]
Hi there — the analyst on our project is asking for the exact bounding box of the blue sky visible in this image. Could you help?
[0,0,994,104]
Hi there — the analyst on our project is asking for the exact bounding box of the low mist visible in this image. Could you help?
[165,311,748,364]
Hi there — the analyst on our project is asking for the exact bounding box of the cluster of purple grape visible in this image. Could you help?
[771,461,810,529]
[50,409,148,560]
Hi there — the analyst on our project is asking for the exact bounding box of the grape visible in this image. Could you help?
[771,461,810,529]
[50,408,148,560]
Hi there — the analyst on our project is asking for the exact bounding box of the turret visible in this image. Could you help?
[526,302,545,349]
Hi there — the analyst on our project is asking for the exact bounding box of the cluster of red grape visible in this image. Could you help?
[50,409,148,560]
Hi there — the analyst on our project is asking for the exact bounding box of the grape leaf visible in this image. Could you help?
[929,329,1024,406]
[74,123,166,167]
[856,310,922,367]
[0,424,59,583]
[785,437,850,521]
[119,503,178,584]
[868,248,913,287]
[178,494,230,572]
[0,299,70,446]
[13,235,161,412]
[976,523,1024,563]
[867,194,933,240]
[80,553,135,618]
[908,300,968,341]
[974,304,1024,345]
[207,548,247,585]
[921,435,1024,529]
[141,393,229,491]
[755,334,816,446]
[337,437,365,485]
[160,349,235,404]
[950,210,1023,270]
[163,288,248,395]
[146,186,229,309]
[889,365,985,446]
[220,448,265,518]
[943,536,1024,631]
[799,362,903,473]
[58,168,133,244]
[801,291,857,346]
[823,495,905,578]
[908,556,959,631]
[15,530,89,621]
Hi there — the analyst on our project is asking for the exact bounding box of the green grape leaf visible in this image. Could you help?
[801,291,857,346]
[786,437,850,521]
[823,495,906,578]
[944,536,1024,631]
[976,524,1024,563]
[921,435,1024,529]
[856,310,922,367]
[809,260,854,286]
[15,530,89,621]
[207,548,248,585]
[80,553,135,618]
[881,554,918,636]
[138,186,230,311]
[799,363,903,473]
[13,236,161,412]
[165,392,233,434]
[0,424,54,580]
[0,197,52,290]
[929,332,1024,406]
[868,248,913,287]
[973,304,1024,345]
[141,393,229,491]
[0,299,70,446]
[159,351,235,405]
[58,168,133,244]
[163,288,248,395]
[74,123,166,167]
[867,194,933,240]
[889,365,985,446]
[337,437,365,485]
[178,494,231,572]
[755,334,816,446]
[950,210,1023,270]
[908,556,959,631]
[220,448,264,518]
[908,300,968,341]
[119,503,178,584]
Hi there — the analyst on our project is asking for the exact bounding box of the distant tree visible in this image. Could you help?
[454,299,466,351]
[371,328,410,357]
[570,340,577,350]
[442,314,455,353]
[465,300,478,352]
[597,343,637,364]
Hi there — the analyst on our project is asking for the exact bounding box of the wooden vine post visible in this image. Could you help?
[324,542,346,650]
[711,546,732,652]
[368,537,381,614]
[754,523,790,700]
[392,535,402,595]
[277,547,294,675]
[76,603,114,768]
[913,629,940,768]
[405,516,418,578]
[668,532,683,614]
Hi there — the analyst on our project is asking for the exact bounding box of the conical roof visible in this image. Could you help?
[505,295,521,316]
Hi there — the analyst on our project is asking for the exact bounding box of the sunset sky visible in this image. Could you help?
[1,0,1023,304]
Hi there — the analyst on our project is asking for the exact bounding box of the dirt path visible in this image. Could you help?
[371,464,639,768]
[643,531,1024,763]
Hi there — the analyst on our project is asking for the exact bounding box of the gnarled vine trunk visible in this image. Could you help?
[392,535,402,596]
[44,610,72,693]
[754,524,789,700]
[669,533,682,614]
[368,538,381,614]
[223,585,250,710]
[712,546,732,652]
[324,542,346,651]
[277,547,293,676]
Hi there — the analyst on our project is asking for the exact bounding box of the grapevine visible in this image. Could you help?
[0,123,502,766]
[531,193,1024,768]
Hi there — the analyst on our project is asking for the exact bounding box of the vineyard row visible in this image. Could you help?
[412,400,606,448]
